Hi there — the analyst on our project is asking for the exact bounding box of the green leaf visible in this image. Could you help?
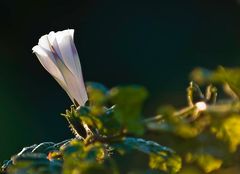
[109,86,148,135]
[116,137,181,173]
[7,153,62,174]
[122,138,174,155]
[62,106,88,139]
[86,82,108,106]
[149,154,182,174]
[211,115,240,152]
[98,106,122,135]
[185,153,222,173]
[61,139,118,174]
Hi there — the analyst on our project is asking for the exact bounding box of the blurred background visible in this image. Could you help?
[0,0,240,162]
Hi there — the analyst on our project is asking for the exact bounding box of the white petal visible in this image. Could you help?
[47,31,63,59]
[55,30,87,101]
[55,57,88,106]
[32,45,60,79]
[38,35,52,52]
[68,30,83,77]
[53,76,75,103]
[55,29,81,76]
[68,29,74,39]
[68,31,88,101]
[33,29,88,106]
[32,45,75,101]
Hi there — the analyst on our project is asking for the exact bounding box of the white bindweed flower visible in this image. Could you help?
[32,29,88,106]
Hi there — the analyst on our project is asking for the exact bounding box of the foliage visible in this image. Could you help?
[3,67,240,173]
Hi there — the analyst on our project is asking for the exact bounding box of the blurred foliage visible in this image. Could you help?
[211,115,240,152]
[185,153,222,173]
[3,67,240,173]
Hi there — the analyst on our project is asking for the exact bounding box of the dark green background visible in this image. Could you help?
[1,0,240,162]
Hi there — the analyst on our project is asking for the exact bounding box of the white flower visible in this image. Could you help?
[32,29,88,106]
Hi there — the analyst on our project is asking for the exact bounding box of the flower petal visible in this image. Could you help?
[54,57,88,106]
[32,45,74,102]
[33,29,88,106]
[38,35,52,52]
[32,45,61,80]
[52,30,88,104]
[55,30,81,76]
[47,31,63,59]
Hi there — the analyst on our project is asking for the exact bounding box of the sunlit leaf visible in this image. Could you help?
[115,137,181,173]
[149,154,182,174]
[185,153,222,173]
[211,115,240,152]
[109,86,148,135]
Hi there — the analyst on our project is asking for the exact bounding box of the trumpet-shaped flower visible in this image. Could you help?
[32,29,88,106]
